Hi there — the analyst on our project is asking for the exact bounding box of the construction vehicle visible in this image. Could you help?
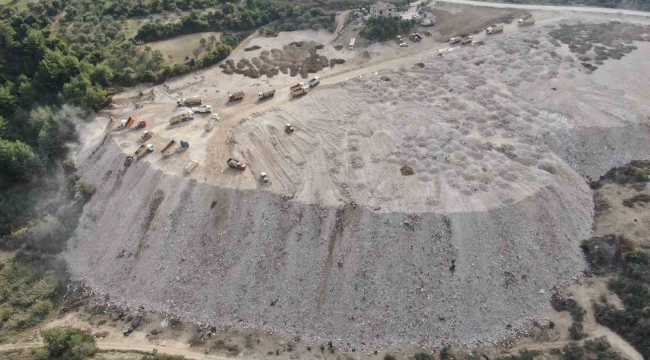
[460,36,473,45]
[228,91,244,102]
[113,119,128,131]
[518,17,535,26]
[177,96,201,106]
[125,117,136,130]
[140,131,153,142]
[135,144,154,159]
[423,30,432,36]
[291,87,308,97]
[449,37,461,44]
[205,113,219,132]
[396,35,403,44]
[260,172,270,184]
[184,160,199,174]
[227,158,247,170]
[410,34,421,42]
[123,316,142,336]
[486,25,503,34]
[192,105,212,113]
[290,82,308,92]
[170,110,194,125]
[285,124,295,133]
[258,89,276,100]
[134,120,146,130]
[161,139,189,158]
[349,37,356,50]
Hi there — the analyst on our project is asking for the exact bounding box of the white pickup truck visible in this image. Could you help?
[308,77,320,87]
[192,105,212,113]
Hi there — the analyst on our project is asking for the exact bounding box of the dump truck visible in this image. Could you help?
[410,33,422,42]
[123,316,142,336]
[228,91,244,102]
[184,160,199,174]
[449,37,461,44]
[308,77,320,87]
[518,18,535,26]
[290,82,308,92]
[113,119,128,131]
[292,87,308,97]
[460,36,473,45]
[177,96,201,106]
[125,117,136,130]
[161,139,189,158]
[134,120,146,130]
[227,158,247,170]
[140,130,153,142]
[486,25,503,34]
[135,144,154,159]
[258,89,276,100]
[423,30,432,36]
[204,113,219,132]
[285,123,295,133]
[192,105,212,113]
[170,110,194,125]
[349,37,356,50]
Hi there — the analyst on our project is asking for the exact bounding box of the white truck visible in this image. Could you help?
[177,96,201,107]
[486,25,504,34]
[349,37,356,50]
[518,18,535,26]
[192,105,212,113]
[449,37,461,44]
[308,77,320,87]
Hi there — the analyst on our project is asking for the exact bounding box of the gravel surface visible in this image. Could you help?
[66,27,650,350]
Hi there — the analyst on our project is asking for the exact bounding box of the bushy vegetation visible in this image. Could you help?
[359,16,415,41]
[32,327,97,360]
[500,337,621,360]
[0,252,67,335]
[142,353,185,360]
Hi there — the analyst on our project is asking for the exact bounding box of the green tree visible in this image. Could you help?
[89,63,114,87]
[62,74,110,111]
[40,327,97,360]
[199,37,207,47]
[0,139,40,181]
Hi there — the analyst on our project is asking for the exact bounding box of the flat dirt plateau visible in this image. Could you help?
[67,12,650,350]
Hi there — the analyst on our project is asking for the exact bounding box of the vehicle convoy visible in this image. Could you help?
[135,144,154,159]
[486,25,503,34]
[134,120,146,130]
[204,113,219,132]
[258,89,276,100]
[170,110,194,125]
[228,91,245,102]
[308,77,320,87]
[140,130,153,142]
[518,17,535,26]
[192,105,212,113]
[177,96,201,106]
[349,37,356,50]
[161,139,189,158]
[227,158,247,170]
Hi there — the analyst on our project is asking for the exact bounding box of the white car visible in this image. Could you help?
[400,42,409,47]
[211,113,220,121]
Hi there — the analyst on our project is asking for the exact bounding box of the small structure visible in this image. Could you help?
[370,2,396,18]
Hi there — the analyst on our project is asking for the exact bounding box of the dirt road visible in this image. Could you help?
[331,10,351,42]
[435,0,650,16]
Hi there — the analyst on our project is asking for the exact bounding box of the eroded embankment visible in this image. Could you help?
[66,138,593,349]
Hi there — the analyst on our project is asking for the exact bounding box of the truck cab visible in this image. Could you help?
[192,105,212,113]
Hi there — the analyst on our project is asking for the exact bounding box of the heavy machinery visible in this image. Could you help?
[123,316,142,336]
[291,87,308,97]
[228,91,244,102]
[170,110,194,125]
[177,96,201,106]
[192,105,212,113]
[290,82,308,92]
[460,36,473,45]
[410,33,422,42]
[308,77,320,87]
[258,89,276,100]
[518,17,535,26]
[140,130,153,142]
[113,119,128,131]
[125,117,136,130]
[449,37,461,44]
[205,113,219,132]
[260,172,270,184]
[396,35,403,44]
[227,158,247,170]
[423,30,432,36]
[135,144,154,159]
[134,120,146,130]
[486,25,503,34]
[285,123,295,133]
[161,139,189,158]
[184,160,199,174]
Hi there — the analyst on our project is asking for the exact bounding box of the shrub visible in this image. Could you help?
[569,321,586,340]
[188,333,204,347]
[142,354,186,360]
[41,327,97,360]
[414,353,434,360]
[384,355,397,360]
[62,159,76,173]
[22,215,69,254]
[74,179,95,199]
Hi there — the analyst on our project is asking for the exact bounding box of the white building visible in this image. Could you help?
[370,2,397,18]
